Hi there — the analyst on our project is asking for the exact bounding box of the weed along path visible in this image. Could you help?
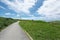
[0,21,30,40]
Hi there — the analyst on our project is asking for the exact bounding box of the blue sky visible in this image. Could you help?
[0,0,44,19]
[0,0,60,21]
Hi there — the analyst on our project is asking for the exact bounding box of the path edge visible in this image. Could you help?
[18,21,33,40]
[23,30,33,40]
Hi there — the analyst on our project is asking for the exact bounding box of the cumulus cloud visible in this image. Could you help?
[1,0,36,14]
[5,13,11,15]
[37,0,60,21]
[1,0,60,21]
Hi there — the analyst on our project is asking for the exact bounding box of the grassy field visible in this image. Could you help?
[19,20,60,40]
[0,17,18,31]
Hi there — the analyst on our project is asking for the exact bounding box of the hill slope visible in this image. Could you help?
[0,17,18,31]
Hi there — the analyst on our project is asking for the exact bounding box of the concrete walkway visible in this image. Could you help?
[0,21,30,40]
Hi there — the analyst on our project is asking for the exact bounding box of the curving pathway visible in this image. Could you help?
[0,21,30,40]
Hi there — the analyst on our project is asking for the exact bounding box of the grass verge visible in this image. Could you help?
[19,20,60,40]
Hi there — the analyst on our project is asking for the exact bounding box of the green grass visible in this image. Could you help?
[19,20,60,40]
[0,17,18,31]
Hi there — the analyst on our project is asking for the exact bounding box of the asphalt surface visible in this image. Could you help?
[0,21,30,40]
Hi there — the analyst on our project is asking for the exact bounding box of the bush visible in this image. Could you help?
[0,17,18,31]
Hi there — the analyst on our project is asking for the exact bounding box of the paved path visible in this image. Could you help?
[0,21,30,40]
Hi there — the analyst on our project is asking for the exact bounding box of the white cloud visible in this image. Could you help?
[5,13,11,15]
[16,14,20,17]
[0,6,6,9]
[37,0,60,21]
[1,0,36,14]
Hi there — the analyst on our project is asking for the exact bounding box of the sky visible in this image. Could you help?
[0,0,60,21]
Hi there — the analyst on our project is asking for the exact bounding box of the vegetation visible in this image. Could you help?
[19,20,60,40]
[0,17,18,31]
